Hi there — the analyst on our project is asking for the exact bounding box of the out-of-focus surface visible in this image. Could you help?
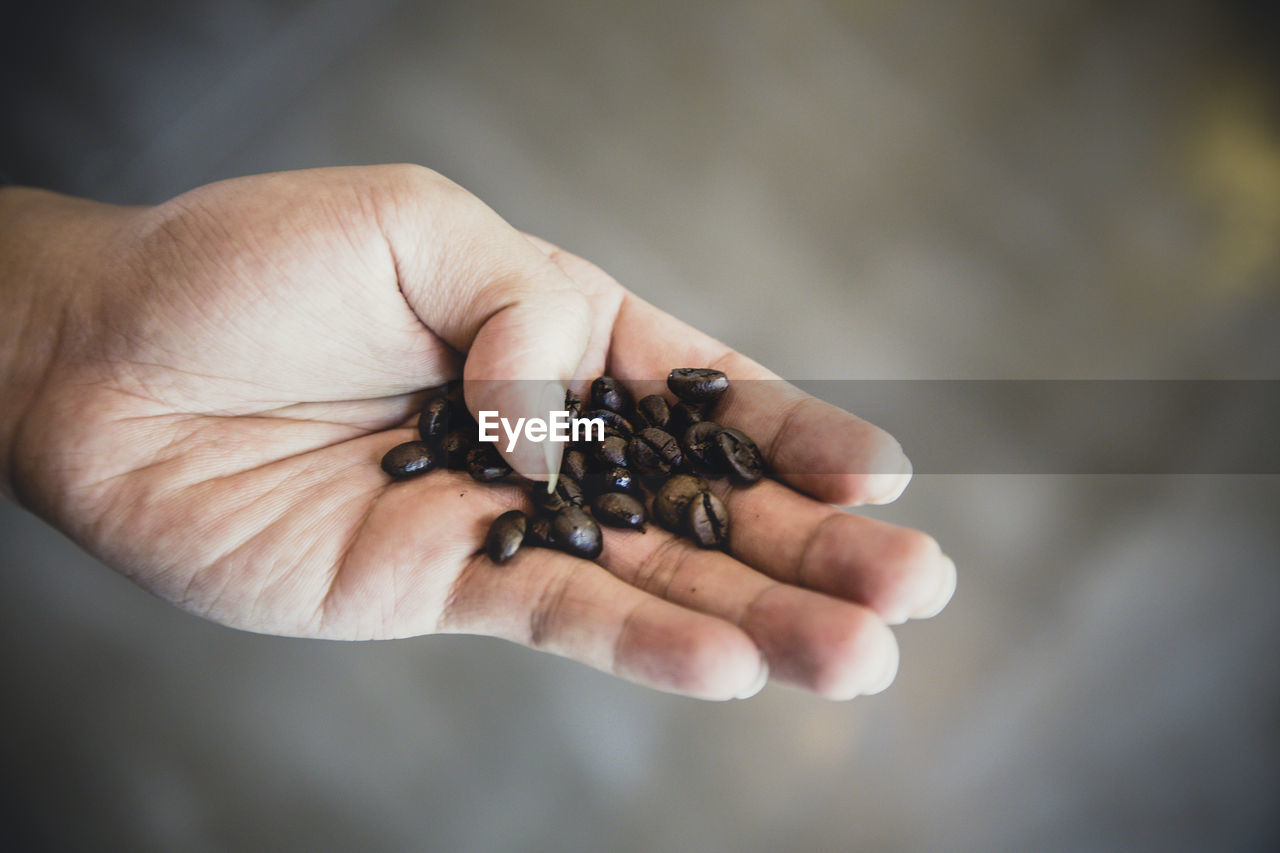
[3,1,1278,850]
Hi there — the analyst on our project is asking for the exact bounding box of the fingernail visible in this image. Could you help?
[868,452,912,505]
[862,638,900,696]
[913,554,957,619]
[736,657,770,699]
[537,380,566,489]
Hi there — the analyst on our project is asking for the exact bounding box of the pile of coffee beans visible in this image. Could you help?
[379,368,765,565]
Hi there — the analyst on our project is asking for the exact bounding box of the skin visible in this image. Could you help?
[0,165,955,701]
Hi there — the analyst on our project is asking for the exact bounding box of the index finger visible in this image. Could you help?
[606,294,912,506]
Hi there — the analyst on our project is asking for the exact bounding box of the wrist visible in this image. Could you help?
[0,187,130,503]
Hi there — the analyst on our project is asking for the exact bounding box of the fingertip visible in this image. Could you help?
[913,554,957,619]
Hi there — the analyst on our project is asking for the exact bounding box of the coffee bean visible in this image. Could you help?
[583,409,633,438]
[532,476,585,515]
[591,376,633,415]
[714,428,764,485]
[552,505,603,559]
[440,429,474,469]
[686,492,730,548]
[667,368,729,404]
[592,492,647,531]
[486,509,528,563]
[561,448,590,482]
[466,444,512,482]
[628,427,683,478]
[524,516,556,548]
[564,388,584,421]
[594,435,630,468]
[635,395,671,430]
[653,474,710,531]
[590,465,636,497]
[668,400,706,435]
[381,441,439,479]
[682,421,724,472]
[423,379,464,408]
[417,396,453,445]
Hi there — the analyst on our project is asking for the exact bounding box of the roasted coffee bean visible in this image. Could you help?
[440,429,474,469]
[381,441,439,479]
[423,379,464,408]
[564,388,584,421]
[682,421,724,472]
[686,492,730,548]
[532,476,585,514]
[583,408,633,438]
[524,516,556,548]
[635,395,671,430]
[628,427,683,478]
[417,396,453,445]
[561,448,590,482]
[594,435,630,468]
[553,506,603,559]
[653,474,710,531]
[593,492,647,531]
[591,465,637,497]
[667,368,729,404]
[714,427,764,485]
[591,376,633,415]
[486,510,528,563]
[466,444,512,482]
[668,400,706,435]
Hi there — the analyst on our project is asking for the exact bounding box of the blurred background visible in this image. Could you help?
[3,0,1278,850]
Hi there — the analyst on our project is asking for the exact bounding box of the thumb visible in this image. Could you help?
[379,167,592,481]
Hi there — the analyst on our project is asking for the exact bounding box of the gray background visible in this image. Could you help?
[3,1,1278,850]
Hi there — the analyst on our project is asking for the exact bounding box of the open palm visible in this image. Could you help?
[15,166,953,700]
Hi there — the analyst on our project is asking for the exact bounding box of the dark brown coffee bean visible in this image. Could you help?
[682,421,724,472]
[628,427,683,478]
[714,427,764,485]
[552,506,603,559]
[440,429,473,469]
[524,516,556,548]
[564,388,584,421]
[589,465,636,497]
[417,396,453,445]
[583,409,633,438]
[423,379,464,408]
[592,492,647,530]
[381,441,439,479]
[561,448,590,482]
[635,395,671,430]
[466,444,512,482]
[667,368,729,404]
[653,474,710,531]
[594,435,629,468]
[486,509,528,563]
[686,492,730,548]
[591,376,633,415]
[531,476,585,515]
[668,400,706,435]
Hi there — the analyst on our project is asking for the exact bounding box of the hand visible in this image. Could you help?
[2,166,955,700]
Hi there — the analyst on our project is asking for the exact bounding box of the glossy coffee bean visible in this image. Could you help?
[561,448,590,483]
[653,474,710,531]
[682,421,724,472]
[417,396,453,445]
[381,441,439,479]
[714,428,764,485]
[524,516,556,548]
[486,510,528,563]
[589,465,636,497]
[593,492,647,531]
[667,368,729,404]
[564,388,584,421]
[594,435,630,468]
[686,492,730,548]
[440,429,473,469]
[591,376,633,414]
[584,409,633,438]
[635,395,671,430]
[466,444,512,482]
[553,506,603,559]
[423,379,464,408]
[628,428,683,478]
[668,400,706,435]
[532,476,585,514]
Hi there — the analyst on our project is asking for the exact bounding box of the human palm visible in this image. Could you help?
[13,166,953,700]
